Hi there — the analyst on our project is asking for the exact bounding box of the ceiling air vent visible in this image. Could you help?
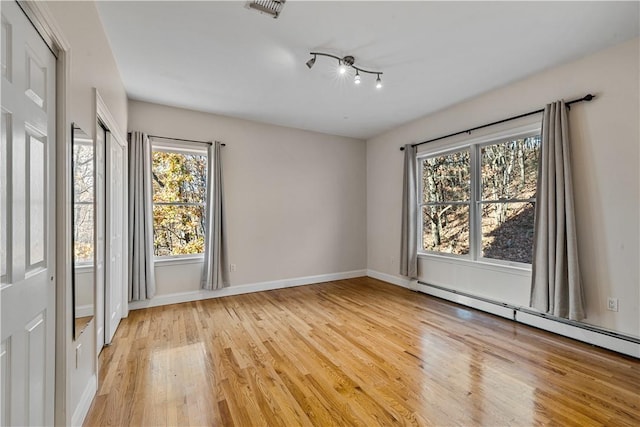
[245,0,286,19]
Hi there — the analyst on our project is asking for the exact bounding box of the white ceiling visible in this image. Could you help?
[96,1,639,140]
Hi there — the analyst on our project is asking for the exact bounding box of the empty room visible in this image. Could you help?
[1,1,639,426]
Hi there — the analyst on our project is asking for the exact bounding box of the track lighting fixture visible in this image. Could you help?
[306,52,383,89]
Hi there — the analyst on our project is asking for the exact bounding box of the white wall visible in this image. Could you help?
[128,100,367,299]
[46,1,128,424]
[49,2,127,134]
[74,267,94,311]
[367,38,639,338]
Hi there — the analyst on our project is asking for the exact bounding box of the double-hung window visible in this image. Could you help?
[151,141,207,258]
[418,127,541,267]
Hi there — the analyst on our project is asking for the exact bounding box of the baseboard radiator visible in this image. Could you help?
[417,281,640,359]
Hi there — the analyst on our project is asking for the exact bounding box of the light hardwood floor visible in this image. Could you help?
[84,277,640,426]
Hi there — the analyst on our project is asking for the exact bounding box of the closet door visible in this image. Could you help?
[105,130,124,344]
[1,1,56,424]
[95,124,105,354]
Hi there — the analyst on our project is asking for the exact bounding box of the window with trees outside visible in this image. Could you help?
[151,144,207,258]
[73,140,94,264]
[418,130,541,266]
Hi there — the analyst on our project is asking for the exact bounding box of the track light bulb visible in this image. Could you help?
[354,71,361,85]
[376,75,383,89]
[339,62,347,74]
[306,55,316,69]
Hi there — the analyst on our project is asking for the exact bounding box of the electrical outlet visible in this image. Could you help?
[230,263,237,272]
[607,297,619,312]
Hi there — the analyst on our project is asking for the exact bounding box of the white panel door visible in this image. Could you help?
[95,124,105,354]
[1,1,56,425]
[104,131,123,344]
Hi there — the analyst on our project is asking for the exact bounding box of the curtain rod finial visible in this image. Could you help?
[400,146,405,151]
[584,94,595,101]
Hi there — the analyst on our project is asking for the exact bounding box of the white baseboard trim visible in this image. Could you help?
[366,269,416,290]
[421,284,515,320]
[71,373,96,427]
[75,304,94,318]
[129,269,368,311]
[367,270,639,359]
[515,311,640,358]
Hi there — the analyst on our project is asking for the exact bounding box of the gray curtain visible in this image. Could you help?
[201,142,230,290]
[400,143,418,278]
[530,101,585,320]
[127,131,156,301]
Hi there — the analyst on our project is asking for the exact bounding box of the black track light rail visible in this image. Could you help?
[399,94,595,151]
[309,52,383,76]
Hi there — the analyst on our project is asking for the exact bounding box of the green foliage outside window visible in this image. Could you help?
[152,150,207,257]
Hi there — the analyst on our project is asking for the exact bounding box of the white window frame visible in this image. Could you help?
[150,139,208,261]
[416,122,541,269]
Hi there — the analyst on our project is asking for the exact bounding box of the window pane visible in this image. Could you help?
[422,150,470,203]
[481,202,535,264]
[422,204,469,255]
[29,134,45,265]
[152,151,206,203]
[153,204,205,256]
[481,136,540,200]
[74,203,94,264]
[73,143,94,203]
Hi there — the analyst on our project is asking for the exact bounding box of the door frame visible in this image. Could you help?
[95,90,128,352]
[16,1,72,425]
[98,89,128,347]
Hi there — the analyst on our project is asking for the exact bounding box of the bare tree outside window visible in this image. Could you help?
[421,150,470,254]
[419,134,540,265]
[480,136,540,263]
[73,142,94,264]
[152,150,207,257]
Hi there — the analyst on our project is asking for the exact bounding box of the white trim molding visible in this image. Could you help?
[129,269,368,311]
[95,90,126,147]
[366,269,416,290]
[70,374,96,427]
[420,283,516,320]
[367,270,640,359]
[17,1,74,425]
[515,311,640,359]
[75,304,94,318]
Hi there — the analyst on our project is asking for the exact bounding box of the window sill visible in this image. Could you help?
[417,252,531,276]
[154,255,204,267]
[74,263,94,273]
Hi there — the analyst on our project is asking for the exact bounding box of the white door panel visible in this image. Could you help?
[105,133,124,344]
[0,1,56,425]
[95,125,105,354]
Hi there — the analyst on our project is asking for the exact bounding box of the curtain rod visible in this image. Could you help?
[399,94,595,151]
[148,134,225,146]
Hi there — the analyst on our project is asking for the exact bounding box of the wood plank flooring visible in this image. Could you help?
[83,277,640,426]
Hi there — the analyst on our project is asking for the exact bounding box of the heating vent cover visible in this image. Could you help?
[246,0,286,19]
